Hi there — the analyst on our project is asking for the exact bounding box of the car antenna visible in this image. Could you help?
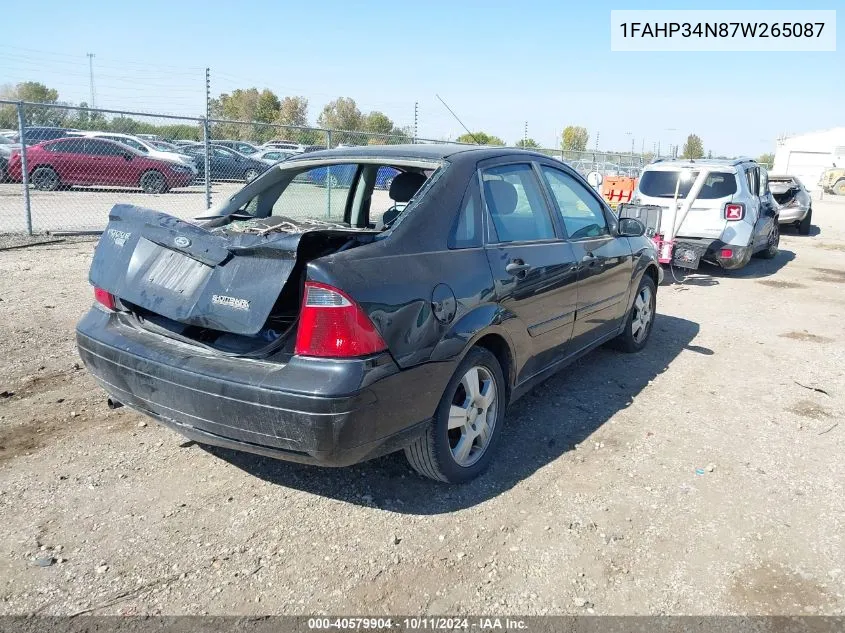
[435,94,482,145]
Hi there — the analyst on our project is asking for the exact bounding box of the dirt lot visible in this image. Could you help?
[0,197,844,616]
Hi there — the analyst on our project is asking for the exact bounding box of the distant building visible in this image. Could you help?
[772,127,845,191]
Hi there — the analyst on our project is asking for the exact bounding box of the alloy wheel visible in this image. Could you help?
[447,366,498,467]
[631,286,653,344]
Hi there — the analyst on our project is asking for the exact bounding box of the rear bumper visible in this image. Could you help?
[777,206,807,223]
[76,308,451,466]
[675,237,752,270]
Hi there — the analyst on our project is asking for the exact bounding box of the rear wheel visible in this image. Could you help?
[326,173,340,188]
[798,208,812,236]
[611,275,656,353]
[31,166,60,191]
[758,222,779,259]
[243,168,259,183]
[833,179,845,196]
[140,170,167,194]
[404,347,505,483]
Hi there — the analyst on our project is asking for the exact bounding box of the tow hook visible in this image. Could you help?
[107,398,124,410]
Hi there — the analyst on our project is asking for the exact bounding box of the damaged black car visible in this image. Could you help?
[76,144,661,483]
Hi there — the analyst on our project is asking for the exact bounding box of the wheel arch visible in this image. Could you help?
[428,303,521,403]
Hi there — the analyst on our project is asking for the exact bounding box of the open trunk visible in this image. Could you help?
[769,179,800,206]
[91,204,378,355]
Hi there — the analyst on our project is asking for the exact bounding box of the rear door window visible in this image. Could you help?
[46,139,87,154]
[481,164,556,243]
[639,169,737,199]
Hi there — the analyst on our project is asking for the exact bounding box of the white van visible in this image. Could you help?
[634,158,780,270]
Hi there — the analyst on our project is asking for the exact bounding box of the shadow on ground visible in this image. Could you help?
[660,249,796,286]
[207,313,701,514]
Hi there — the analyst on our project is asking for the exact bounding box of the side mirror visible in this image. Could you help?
[618,217,646,237]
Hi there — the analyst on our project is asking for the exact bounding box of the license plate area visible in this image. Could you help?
[672,244,703,270]
[140,239,211,295]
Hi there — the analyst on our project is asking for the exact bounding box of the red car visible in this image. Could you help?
[7,137,195,193]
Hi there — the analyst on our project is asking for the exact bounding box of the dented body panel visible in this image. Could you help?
[78,145,660,468]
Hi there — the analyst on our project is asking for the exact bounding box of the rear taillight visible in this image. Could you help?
[725,203,744,220]
[93,287,116,310]
[720,248,734,259]
[294,282,387,358]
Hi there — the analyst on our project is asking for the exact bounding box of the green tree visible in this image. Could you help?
[363,111,394,135]
[255,89,281,123]
[681,133,705,159]
[515,138,540,149]
[275,96,309,127]
[0,81,65,127]
[318,97,363,131]
[757,152,774,166]
[456,131,504,146]
[561,126,589,152]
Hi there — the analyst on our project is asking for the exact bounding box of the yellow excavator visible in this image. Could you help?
[819,165,845,196]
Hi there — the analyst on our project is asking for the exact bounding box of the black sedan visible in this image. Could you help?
[179,143,271,182]
[77,145,661,484]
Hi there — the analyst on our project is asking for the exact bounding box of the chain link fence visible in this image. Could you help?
[0,100,652,235]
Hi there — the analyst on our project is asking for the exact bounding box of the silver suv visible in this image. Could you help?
[634,158,779,270]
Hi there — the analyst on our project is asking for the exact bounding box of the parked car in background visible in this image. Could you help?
[0,135,21,183]
[137,134,163,142]
[177,144,271,182]
[7,137,194,193]
[77,144,660,483]
[769,175,813,235]
[212,140,260,155]
[171,139,200,147]
[635,158,779,270]
[72,132,196,171]
[309,164,399,189]
[15,126,76,144]
[253,148,296,164]
[262,140,305,152]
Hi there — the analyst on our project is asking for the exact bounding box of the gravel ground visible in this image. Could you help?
[0,197,843,616]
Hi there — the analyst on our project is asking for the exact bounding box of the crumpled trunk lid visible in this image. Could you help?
[90,204,376,336]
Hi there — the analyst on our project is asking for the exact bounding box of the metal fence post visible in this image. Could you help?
[16,102,33,235]
[325,129,332,218]
[203,117,211,209]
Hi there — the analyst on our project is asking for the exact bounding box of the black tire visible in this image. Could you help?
[798,208,812,236]
[611,274,656,353]
[243,168,259,183]
[326,173,340,188]
[140,170,167,194]
[383,176,394,192]
[757,222,779,259]
[31,166,60,191]
[404,347,506,484]
[833,179,845,196]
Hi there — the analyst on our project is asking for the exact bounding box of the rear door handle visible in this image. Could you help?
[581,253,597,265]
[505,260,531,276]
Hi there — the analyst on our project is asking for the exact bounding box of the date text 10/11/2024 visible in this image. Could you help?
[307,617,529,630]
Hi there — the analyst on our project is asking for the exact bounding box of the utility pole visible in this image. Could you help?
[413,101,418,143]
[86,53,96,108]
[203,68,212,209]
[523,121,527,147]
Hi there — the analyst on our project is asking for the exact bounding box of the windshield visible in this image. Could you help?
[639,169,737,199]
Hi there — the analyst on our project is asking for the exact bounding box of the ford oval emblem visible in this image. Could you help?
[174,236,191,248]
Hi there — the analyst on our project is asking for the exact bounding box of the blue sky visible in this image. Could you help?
[1,0,841,156]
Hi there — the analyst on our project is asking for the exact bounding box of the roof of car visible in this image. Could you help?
[285,143,546,163]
